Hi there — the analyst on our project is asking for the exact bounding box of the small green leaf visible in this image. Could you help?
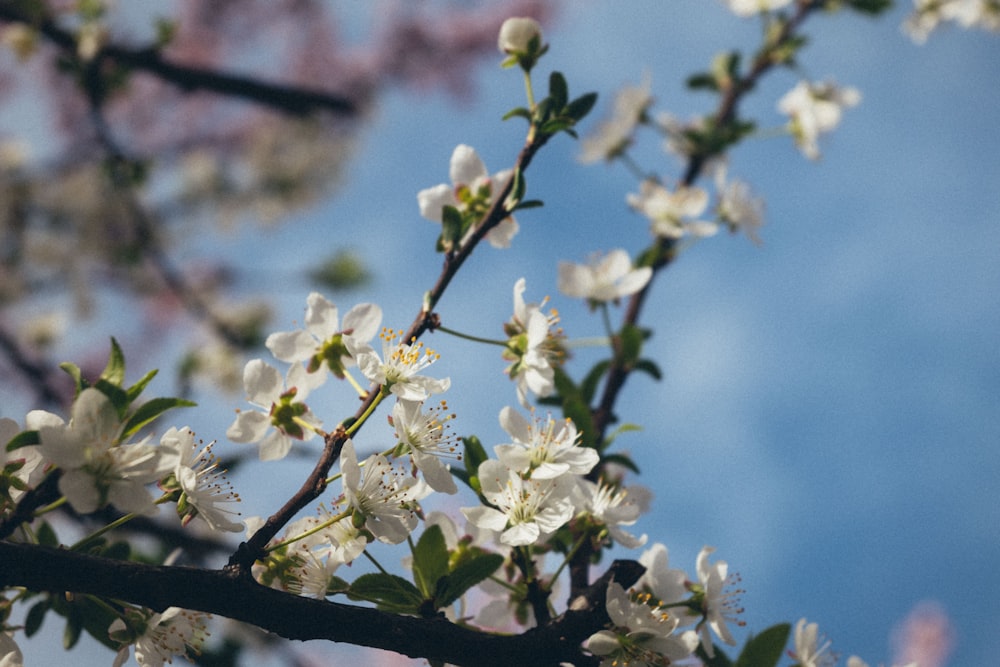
[619,323,645,366]
[502,106,532,122]
[580,359,612,403]
[122,397,196,439]
[566,92,598,121]
[36,521,58,547]
[735,623,791,667]
[412,525,449,598]
[63,608,83,649]
[697,643,734,667]
[513,199,544,211]
[348,573,423,614]
[6,429,40,452]
[548,71,568,109]
[462,436,488,484]
[633,359,663,380]
[100,337,127,387]
[436,553,504,608]
[24,599,50,637]
[687,72,719,91]
[562,394,595,449]
[846,0,892,14]
[539,118,573,135]
[601,452,640,474]
[440,204,464,252]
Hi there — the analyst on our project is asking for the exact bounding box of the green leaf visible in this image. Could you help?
[125,369,158,403]
[580,359,612,404]
[735,623,791,667]
[100,337,127,387]
[502,106,532,122]
[619,323,645,366]
[436,553,504,608]
[539,118,573,135]
[122,397,196,439]
[63,607,83,649]
[633,359,663,381]
[697,643,734,667]
[566,92,598,122]
[462,436,488,484]
[687,72,719,91]
[412,525,449,598]
[348,573,423,614]
[562,394,595,449]
[6,429,40,452]
[513,199,544,211]
[845,0,893,14]
[24,599,50,637]
[549,71,568,109]
[440,204,464,252]
[36,521,58,547]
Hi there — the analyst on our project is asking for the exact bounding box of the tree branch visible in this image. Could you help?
[0,2,356,117]
[0,541,642,667]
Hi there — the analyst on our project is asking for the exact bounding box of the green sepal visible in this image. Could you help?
[735,623,791,667]
[125,368,158,403]
[412,524,449,598]
[122,397,196,439]
[439,204,464,252]
[348,572,424,614]
[435,552,504,608]
[6,429,40,452]
[100,337,127,387]
[59,361,86,394]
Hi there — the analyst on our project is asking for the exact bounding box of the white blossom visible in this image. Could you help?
[461,459,576,546]
[265,292,381,379]
[627,180,719,240]
[226,360,324,461]
[498,17,543,55]
[778,80,861,160]
[504,278,561,407]
[417,144,518,249]
[580,76,653,163]
[791,618,836,667]
[724,0,794,17]
[693,545,745,656]
[390,398,459,494]
[585,582,699,667]
[494,407,598,480]
[37,389,171,515]
[715,164,765,245]
[573,479,650,548]
[160,427,242,533]
[349,328,450,401]
[339,439,425,544]
[558,248,652,303]
[111,607,209,667]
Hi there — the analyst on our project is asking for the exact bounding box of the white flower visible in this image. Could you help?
[461,459,576,546]
[778,80,861,160]
[847,657,917,667]
[637,543,693,620]
[504,278,561,407]
[627,180,719,240]
[715,164,765,245]
[498,17,543,55]
[160,427,242,533]
[580,76,653,164]
[226,359,324,461]
[558,248,653,303]
[290,550,343,599]
[585,582,699,667]
[0,631,23,667]
[37,389,171,515]
[417,144,518,250]
[791,618,836,667]
[724,0,794,17]
[110,607,209,667]
[266,293,382,379]
[349,328,450,401]
[693,546,744,656]
[0,417,47,505]
[573,479,650,549]
[390,398,459,494]
[905,0,1000,43]
[494,407,598,480]
[340,439,424,544]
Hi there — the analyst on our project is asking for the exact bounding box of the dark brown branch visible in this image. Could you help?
[0,2,356,117]
[0,541,643,667]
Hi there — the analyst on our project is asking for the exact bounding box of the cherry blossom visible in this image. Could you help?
[790,617,836,667]
[226,359,325,461]
[159,427,242,533]
[110,607,209,667]
[265,292,382,379]
[557,248,652,303]
[390,398,459,494]
[349,328,451,401]
[503,278,561,407]
[579,76,653,164]
[494,406,598,480]
[627,180,719,240]
[724,0,794,17]
[573,479,650,549]
[339,439,425,544]
[693,545,745,656]
[778,80,860,160]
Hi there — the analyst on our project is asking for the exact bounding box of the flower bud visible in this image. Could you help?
[497,17,542,55]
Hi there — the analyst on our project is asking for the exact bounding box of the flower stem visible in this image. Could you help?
[266,508,352,553]
[436,325,511,348]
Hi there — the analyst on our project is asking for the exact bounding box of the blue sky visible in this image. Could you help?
[8,2,1000,665]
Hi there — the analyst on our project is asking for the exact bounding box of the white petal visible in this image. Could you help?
[461,505,509,532]
[498,406,532,443]
[417,184,454,222]
[265,330,316,363]
[342,303,382,342]
[226,410,270,444]
[449,144,488,186]
[304,292,340,337]
[258,430,292,461]
[243,359,282,406]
